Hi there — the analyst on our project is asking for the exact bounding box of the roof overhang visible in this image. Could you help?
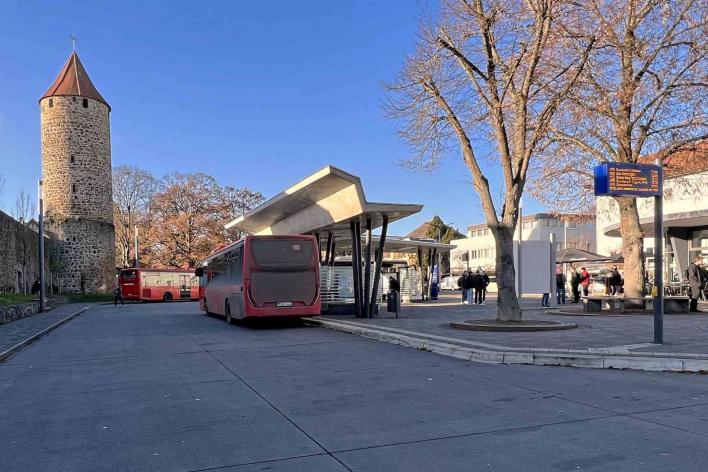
[225,166,423,237]
[334,236,456,254]
[603,209,708,237]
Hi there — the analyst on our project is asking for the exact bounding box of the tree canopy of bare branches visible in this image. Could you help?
[14,189,35,224]
[113,165,162,267]
[386,0,593,321]
[529,0,707,298]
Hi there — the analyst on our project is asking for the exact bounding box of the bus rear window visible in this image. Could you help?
[121,270,137,279]
[250,239,314,268]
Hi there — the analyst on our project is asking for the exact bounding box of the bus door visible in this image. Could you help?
[179,274,191,299]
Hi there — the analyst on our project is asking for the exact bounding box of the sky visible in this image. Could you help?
[0,0,546,236]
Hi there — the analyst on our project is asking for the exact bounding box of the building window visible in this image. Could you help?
[70,155,75,163]
[72,96,77,102]
[82,98,89,108]
[48,98,53,108]
[72,184,77,193]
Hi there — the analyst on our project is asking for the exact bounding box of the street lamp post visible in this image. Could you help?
[38,180,46,313]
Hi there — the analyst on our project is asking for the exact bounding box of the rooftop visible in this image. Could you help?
[639,141,708,178]
[40,51,109,109]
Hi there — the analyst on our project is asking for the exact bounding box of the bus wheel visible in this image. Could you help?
[163,292,173,302]
[225,301,234,325]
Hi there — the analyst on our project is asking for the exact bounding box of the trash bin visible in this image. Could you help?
[387,290,399,316]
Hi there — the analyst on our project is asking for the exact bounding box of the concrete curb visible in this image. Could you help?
[0,305,93,363]
[304,317,708,374]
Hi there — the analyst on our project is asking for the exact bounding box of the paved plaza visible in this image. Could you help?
[0,301,707,471]
[333,293,708,355]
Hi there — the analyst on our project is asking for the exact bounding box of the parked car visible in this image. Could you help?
[439,276,460,291]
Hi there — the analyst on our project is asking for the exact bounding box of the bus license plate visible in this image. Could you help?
[277,301,293,307]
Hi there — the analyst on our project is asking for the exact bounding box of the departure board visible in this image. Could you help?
[594,163,662,197]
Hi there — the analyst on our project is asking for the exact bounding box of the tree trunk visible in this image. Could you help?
[494,225,522,322]
[617,197,645,301]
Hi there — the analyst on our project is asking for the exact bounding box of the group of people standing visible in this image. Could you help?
[457,270,490,305]
[551,265,591,306]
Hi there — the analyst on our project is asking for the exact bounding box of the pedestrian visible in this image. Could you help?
[541,291,550,307]
[687,256,705,312]
[570,265,581,303]
[31,278,41,295]
[580,267,591,297]
[114,285,125,306]
[458,272,468,304]
[474,270,484,305]
[481,271,490,304]
[609,265,622,295]
[463,270,475,305]
[555,266,566,304]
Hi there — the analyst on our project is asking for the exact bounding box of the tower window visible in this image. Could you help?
[70,155,75,164]
[48,99,53,108]
[72,96,77,102]
[72,184,77,193]
[82,98,89,108]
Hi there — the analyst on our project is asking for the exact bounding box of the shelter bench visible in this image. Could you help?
[583,296,690,314]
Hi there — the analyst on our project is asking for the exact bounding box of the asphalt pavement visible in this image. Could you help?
[1,301,707,471]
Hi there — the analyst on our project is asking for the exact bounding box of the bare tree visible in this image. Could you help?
[14,190,35,223]
[529,0,707,299]
[112,165,161,267]
[219,186,265,241]
[0,174,5,203]
[386,0,593,321]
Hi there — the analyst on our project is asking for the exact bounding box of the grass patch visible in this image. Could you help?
[63,293,114,303]
[0,293,37,306]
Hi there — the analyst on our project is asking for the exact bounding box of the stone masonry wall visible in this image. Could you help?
[40,95,115,293]
[0,210,52,293]
[40,96,113,223]
[48,218,115,293]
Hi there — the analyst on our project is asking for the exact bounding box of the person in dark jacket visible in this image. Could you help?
[569,265,581,303]
[458,272,468,304]
[473,270,484,305]
[481,271,490,303]
[463,271,475,305]
[555,267,566,304]
[687,257,705,312]
[609,266,622,295]
[31,278,41,295]
[114,286,125,306]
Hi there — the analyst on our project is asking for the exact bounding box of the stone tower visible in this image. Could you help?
[40,52,115,293]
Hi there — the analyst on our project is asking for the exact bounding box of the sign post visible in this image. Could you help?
[594,162,664,343]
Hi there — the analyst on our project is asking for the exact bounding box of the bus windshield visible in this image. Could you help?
[250,239,314,269]
[120,269,138,279]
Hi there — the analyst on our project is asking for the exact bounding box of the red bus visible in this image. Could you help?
[196,235,321,321]
[119,268,199,302]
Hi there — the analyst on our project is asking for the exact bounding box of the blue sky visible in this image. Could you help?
[0,0,544,235]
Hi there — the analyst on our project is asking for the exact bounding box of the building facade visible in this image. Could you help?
[596,143,708,284]
[450,213,596,275]
[40,52,115,293]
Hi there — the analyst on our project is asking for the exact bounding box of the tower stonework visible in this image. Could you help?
[40,52,115,293]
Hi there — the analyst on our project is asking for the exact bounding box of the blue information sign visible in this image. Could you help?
[594,163,662,197]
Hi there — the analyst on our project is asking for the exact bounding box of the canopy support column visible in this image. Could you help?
[315,232,321,263]
[324,232,333,266]
[363,218,372,317]
[417,248,423,301]
[350,220,362,317]
[329,237,336,266]
[369,215,388,316]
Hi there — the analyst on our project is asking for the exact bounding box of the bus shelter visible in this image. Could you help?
[225,166,455,317]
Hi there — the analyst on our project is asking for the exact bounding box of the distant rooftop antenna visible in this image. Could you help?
[70,34,77,51]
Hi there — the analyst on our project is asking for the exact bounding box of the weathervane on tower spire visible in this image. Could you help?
[70,34,77,52]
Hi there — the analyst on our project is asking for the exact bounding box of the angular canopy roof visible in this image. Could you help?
[225,166,423,239]
[40,52,110,109]
[556,248,612,263]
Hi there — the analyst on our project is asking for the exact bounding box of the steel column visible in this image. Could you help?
[369,216,388,316]
[324,232,333,266]
[363,218,372,317]
[350,221,362,317]
[654,158,664,343]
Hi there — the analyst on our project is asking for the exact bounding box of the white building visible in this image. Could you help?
[596,143,708,283]
[450,213,596,275]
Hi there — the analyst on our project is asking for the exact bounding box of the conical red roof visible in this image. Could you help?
[40,52,110,109]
